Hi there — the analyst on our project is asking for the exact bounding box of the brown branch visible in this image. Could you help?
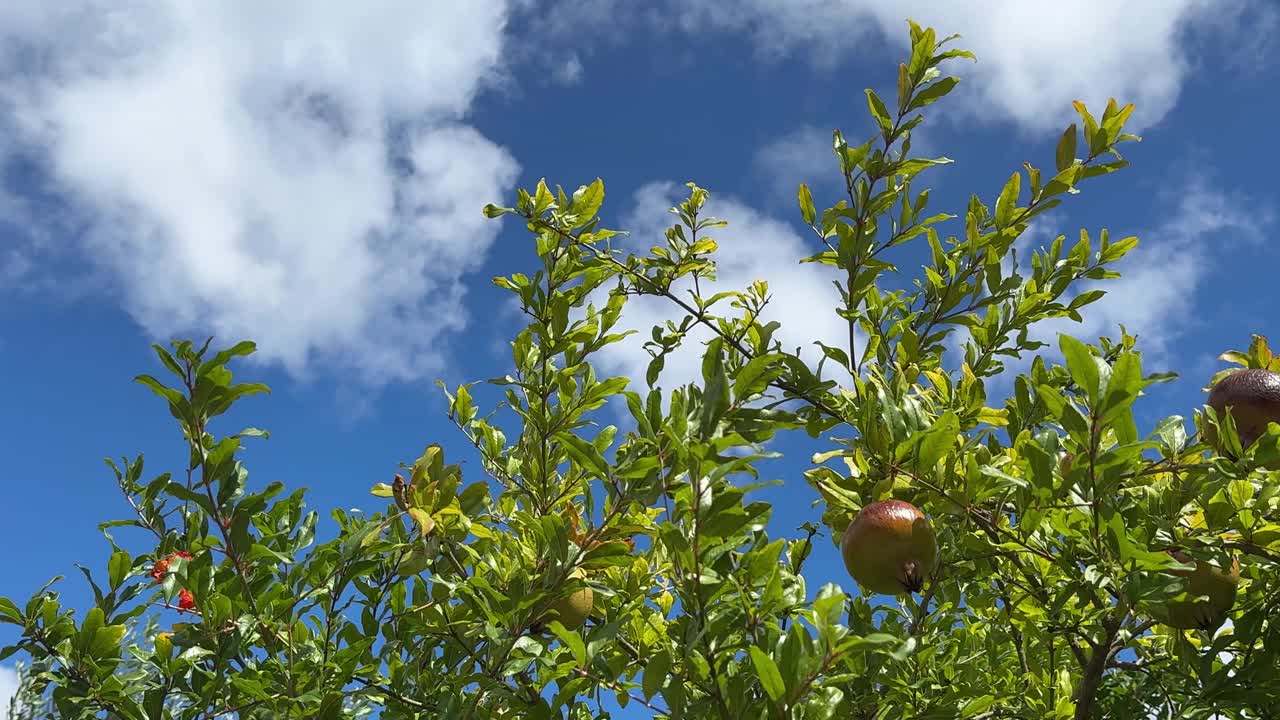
[575,668,669,714]
[1225,541,1280,565]
[1073,614,1122,720]
[352,676,436,712]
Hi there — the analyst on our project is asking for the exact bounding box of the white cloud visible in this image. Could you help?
[585,170,1268,410]
[2,0,1267,391]
[751,125,837,208]
[0,665,17,718]
[676,0,1265,133]
[752,120,947,215]
[1029,177,1267,363]
[504,0,661,85]
[553,54,585,86]
[0,1,520,385]
[525,0,1267,134]
[954,174,1271,399]
[917,171,1274,426]
[590,181,852,393]
[1197,0,1279,73]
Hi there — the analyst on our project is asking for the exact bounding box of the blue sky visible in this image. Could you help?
[1,0,1278,713]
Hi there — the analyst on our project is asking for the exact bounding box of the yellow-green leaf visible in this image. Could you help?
[976,407,1009,426]
[408,508,436,536]
[798,183,816,225]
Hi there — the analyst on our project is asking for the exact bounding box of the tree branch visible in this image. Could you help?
[1073,615,1122,720]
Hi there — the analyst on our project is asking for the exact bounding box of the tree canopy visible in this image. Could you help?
[4,20,1278,720]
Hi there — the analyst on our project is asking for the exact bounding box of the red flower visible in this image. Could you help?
[177,588,196,612]
[150,551,194,584]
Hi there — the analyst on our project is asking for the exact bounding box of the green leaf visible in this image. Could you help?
[836,633,901,653]
[1100,235,1138,263]
[1067,290,1106,311]
[1248,334,1273,367]
[917,410,959,471]
[178,646,214,664]
[204,340,257,372]
[699,343,730,438]
[1153,415,1187,456]
[342,519,388,558]
[108,550,131,589]
[133,374,187,408]
[560,433,610,480]
[994,171,1021,228]
[78,606,105,652]
[547,620,586,666]
[896,62,911,113]
[569,178,605,226]
[1099,351,1142,425]
[1073,100,1100,151]
[1059,334,1100,404]
[733,353,783,401]
[906,76,959,112]
[907,24,937,79]
[889,635,920,662]
[1227,479,1254,508]
[798,183,817,225]
[152,343,187,381]
[1080,160,1129,180]
[581,540,635,568]
[749,646,786,702]
[1055,124,1077,173]
[812,583,845,631]
[865,89,893,135]
[643,649,671,699]
[91,624,127,659]
[533,178,555,214]
[0,598,19,625]
[408,508,435,536]
[962,696,996,718]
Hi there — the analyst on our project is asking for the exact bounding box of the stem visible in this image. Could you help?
[1048,632,1057,710]
[1225,542,1280,564]
[847,267,858,377]
[575,668,670,714]
[688,470,734,720]
[352,676,436,712]
[910,575,939,636]
[1073,616,1121,720]
[1088,415,1101,550]
[994,579,1029,676]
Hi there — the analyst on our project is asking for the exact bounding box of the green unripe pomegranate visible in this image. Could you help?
[543,568,594,631]
[1154,550,1241,631]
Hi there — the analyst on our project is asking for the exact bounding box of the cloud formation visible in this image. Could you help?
[527,0,1267,134]
[959,173,1271,400]
[585,165,1270,409]
[0,1,519,385]
[0,665,17,718]
[1,1,1268,389]
[1035,178,1266,359]
[751,126,838,208]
